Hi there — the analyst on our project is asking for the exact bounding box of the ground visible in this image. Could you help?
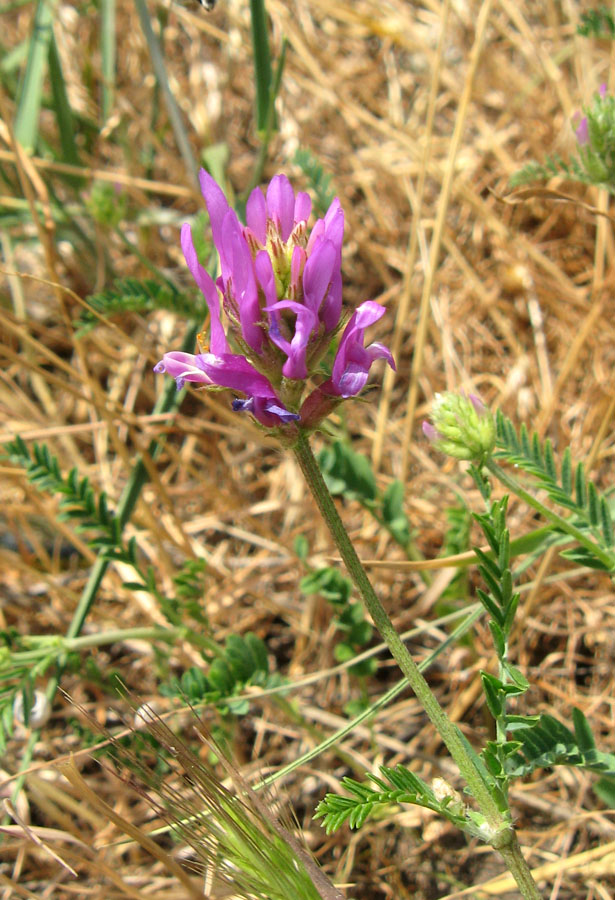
[1,1,614,898]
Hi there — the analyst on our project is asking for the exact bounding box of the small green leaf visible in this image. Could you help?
[294,534,309,560]
[481,672,503,718]
[572,707,596,753]
[593,776,615,807]
[319,441,377,503]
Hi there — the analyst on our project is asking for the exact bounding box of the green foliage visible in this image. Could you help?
[494,411,615,568]
[472,496,534,791]
[511,86,615,192]
[125,556,210,628]
[0,629,59,752]
[319,440,377,502]
[293,147,336,216]
[504,709,615,778]
[473,497,521,645]
[510,154,598,189]
[3,437,210,621]
[333,603,376,677]
[299,562,376,676]
[309,441,412,676]
[70,717,172,776]
[593,775,615,807]
[439,504,472,605]
[578,7,615,38]
[293,533,310,561]
[77,277,206,335]
[319,441,412,550]
[381,479,412,547]
[0,438,214,749]
[315,764,470,835]
[172,559,209,625]
[3,435,122,551]
[300,566,352,607]
[160,633,280,714]
[86,181,127,228]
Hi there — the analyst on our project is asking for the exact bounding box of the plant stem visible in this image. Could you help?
[485,459,614,570]
[293,429,543,898]
[293,432,500,823]
[499,836,543,900]
[64,626,180,651]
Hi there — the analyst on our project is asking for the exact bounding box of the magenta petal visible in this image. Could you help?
[321,271,342,332]
[246,187,267,244]
[350,300,386,329]
[306,218,324,253]
[332,341,394,397]
[264,299,318,379]
[303,240,336,314]
[294,191,311,223]
[221,212,263,352]
[154,352,212,390]
[181,224,228,356]
[324,198,344,242]
[469,393,486,413]
[328,301,393,397]
[290,245,306,293]
[254,250,277,307]
[575,115,589,145]
[255,251,285,350]
[365,341,396,370]
[266,175,295,241]
[198,352,276,397]
[233,396,300,426]
[332,365,370,397]
[307,199,343,254]
[199,169,232,250]
[422,422,440,441]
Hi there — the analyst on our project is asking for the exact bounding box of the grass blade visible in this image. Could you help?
[14,0,58,151]
[100,0,116,122]
[48,34,80,166]
[249,0,273,135]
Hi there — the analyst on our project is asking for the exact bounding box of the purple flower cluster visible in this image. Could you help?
[154,171,394,428]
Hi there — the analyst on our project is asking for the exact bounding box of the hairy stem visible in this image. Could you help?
[293,430,543,898]
[293,432,501,823]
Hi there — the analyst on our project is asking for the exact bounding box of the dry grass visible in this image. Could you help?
[1,0,615,897]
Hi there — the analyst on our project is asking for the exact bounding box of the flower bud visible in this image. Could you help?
[423,392,495,463]
[86,181,127,228]
[13,690,51,729]
[431,777,465,817]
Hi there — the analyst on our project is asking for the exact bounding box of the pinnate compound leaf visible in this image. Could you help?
[494,411,615,566]
[315,765,467,835]
[506,710,615,777]
[77,278,205,334]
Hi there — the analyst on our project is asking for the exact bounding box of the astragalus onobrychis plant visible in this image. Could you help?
[148,168,613,900]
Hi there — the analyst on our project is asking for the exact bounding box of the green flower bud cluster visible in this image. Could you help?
[423,391,495,464]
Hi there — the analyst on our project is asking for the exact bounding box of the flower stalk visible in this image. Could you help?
[293,433,496,815]
[292,427,542,898]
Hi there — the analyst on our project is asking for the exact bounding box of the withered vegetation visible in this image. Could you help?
[0,1,614,898]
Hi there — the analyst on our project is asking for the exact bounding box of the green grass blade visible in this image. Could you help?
[48,34,80,166]
[133,0,198,189]
[100,0,116,122]
[14,0,58,151]
[249,0,273,134]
